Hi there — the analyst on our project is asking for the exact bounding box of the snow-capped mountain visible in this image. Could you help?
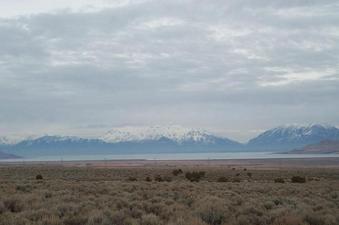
[2,126,243,157]
[0,135,38,145]
[18,135,90,145]
[3,124,338,157]
[0,137,25,159]
[101,125,236,144]
[0,137,21,145]
[247,124,339,151]
[0,137,10,145]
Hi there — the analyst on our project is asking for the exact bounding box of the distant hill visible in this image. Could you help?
[247,124,339,151]
[289,140,339,154]
[0,150,21,160]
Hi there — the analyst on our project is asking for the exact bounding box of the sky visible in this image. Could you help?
[0,0,339,142]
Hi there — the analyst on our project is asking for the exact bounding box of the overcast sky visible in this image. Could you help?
[0,0,339,142]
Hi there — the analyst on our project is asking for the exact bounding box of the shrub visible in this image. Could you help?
[272,215,304,225]
[291,176,306,183]
[129,207,142,219]
[247,172,252,178]
[196,197,227,225]
[217,177,228,182]
[330,192,338,199]
[274,178,285,183]
[263,201,274,210]
[145,176,152,182]
[16,184,31,192]
[163,176,172,182]
[199,171,206,177]
[304,214,327,225]
[141,214,161,225]
[0,201,5,214]
[44,192,53,198]
[127,177,137,182]
[185,171,206,182]
[3,197,24,213]
[232,177,241,183]
[109,210,129,225]
[86,210,104,225]
[200,211,225,225]
[64,216,87,225]
[172,169,183,176]
[273,199,283,206]
[36,174,43,180]
[154,175,164,182]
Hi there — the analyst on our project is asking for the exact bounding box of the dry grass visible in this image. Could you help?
[0,165,338,225]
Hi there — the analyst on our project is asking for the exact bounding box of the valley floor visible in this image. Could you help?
[0,159,339,225]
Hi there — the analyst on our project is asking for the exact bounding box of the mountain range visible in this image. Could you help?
[1,124,339,158]
[247,124,339,151]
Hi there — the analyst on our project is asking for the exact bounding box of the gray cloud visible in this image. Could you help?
[0,0,339,141]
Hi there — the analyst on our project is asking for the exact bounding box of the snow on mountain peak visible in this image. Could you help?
[0,136,30,145]
[248,123,339,146]
[101,125,217,143]
[0,137,10,145]
[272,124,337,136]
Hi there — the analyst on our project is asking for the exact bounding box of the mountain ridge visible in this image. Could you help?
[101,125,240,145]
[1,124,339,157]
[0,126,243,157]
[247,124,339,150]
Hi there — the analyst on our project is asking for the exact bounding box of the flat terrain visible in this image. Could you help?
[2,157,339,169]
[0,159,339,225]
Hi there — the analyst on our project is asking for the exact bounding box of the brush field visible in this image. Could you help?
[0,165,338,225]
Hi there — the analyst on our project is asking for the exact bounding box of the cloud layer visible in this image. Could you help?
[0,0,339,141]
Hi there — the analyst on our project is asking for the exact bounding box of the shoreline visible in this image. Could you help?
[1,157,339,169]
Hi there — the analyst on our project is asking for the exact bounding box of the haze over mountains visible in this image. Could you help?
[0,124,339,158]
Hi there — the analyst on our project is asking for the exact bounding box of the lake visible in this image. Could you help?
[1,152,339,162]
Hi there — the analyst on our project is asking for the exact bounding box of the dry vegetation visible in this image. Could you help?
[0,165,339,225]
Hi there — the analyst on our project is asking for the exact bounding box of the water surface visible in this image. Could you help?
[1,152,338,162]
